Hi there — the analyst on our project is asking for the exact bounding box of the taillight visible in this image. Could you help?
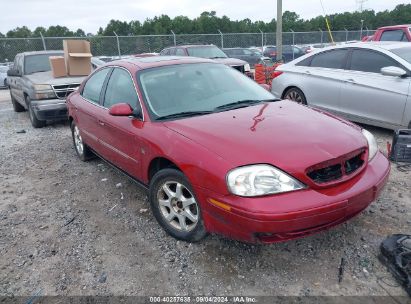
[272,70,283,78]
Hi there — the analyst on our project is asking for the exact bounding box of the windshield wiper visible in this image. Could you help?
[215,99,279,111]
[156,110,214,121]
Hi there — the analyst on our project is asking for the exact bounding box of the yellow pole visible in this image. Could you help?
[325,17,335,44]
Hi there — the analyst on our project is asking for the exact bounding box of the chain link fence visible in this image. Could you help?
[0,30,376,62]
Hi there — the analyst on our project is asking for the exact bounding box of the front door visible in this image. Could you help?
[98,67,144,180]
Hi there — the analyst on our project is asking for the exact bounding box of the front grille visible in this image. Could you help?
[232,65,245,73]
[345,153,365,174]
[307,150,366,184]
[307,164,343,183]
[51,83,80,100]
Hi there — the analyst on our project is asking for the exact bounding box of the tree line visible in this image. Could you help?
[1,4,410,38]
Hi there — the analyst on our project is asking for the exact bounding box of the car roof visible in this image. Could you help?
[169,44,217,49]
[109,56,215,70]
[378,24,411,30]
[20,50,63,56]
[319,42,411,52]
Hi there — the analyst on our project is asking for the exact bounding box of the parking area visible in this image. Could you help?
[0,87,410,297]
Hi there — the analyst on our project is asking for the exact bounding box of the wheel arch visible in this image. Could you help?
[147,157,181,183]
[282,85,302,99]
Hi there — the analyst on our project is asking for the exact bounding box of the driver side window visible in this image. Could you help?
[103,68,138,109]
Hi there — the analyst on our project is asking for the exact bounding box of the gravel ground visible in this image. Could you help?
[0,88,410,298]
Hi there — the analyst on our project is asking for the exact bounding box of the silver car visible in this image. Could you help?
[271,42,411,130]
[0,65,9,88]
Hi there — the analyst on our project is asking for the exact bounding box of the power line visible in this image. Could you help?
[356,0,368,12]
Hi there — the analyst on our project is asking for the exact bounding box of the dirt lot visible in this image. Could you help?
[0,88,410,299]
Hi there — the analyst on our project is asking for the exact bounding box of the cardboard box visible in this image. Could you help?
[49,56,67,78]
[63,40,92,76]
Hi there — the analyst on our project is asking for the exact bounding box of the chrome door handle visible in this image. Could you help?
[98,120,105,126]
[305,70,311,75]
[345,78,356,83]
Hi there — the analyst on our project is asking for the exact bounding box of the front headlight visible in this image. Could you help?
[362,129,378,160]
[244,63,251,72]
[33,84,52,91]
[227,164,306,197]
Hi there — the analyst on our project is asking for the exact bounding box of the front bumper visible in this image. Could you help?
[195,152,390,243]
[31,99,68,121]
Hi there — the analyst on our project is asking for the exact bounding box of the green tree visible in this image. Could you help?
[75,29,86,37]
[46,25,73,37]
[6,26,32,38]
[32,26,47,37]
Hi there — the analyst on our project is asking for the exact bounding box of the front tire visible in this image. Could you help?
[71,121,93,161]
[26,96,46,128]
[283,87,307,105]
[149,168,207,242]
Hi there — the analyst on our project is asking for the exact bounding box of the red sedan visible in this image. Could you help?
[67,56,390,243]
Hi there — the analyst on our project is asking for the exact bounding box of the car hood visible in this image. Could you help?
[24,71,86,85]
[212,57,247,66]
[163,101,367,176]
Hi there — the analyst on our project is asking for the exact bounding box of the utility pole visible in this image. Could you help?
[360,19,364,40]
[276,0,282,62]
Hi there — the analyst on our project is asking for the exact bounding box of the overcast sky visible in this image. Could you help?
[2,0,409,34]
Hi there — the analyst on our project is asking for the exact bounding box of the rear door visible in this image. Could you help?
[297,48,349,113]
[76,67,111,152]
[98,67,143,179]
[339,48,410,128]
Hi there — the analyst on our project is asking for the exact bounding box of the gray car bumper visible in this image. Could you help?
[31,99,67,121]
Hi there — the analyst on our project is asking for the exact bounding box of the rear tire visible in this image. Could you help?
[10,92,25,112]
[149,168,207,242]
[71,121,93,161]
[283,87,307,105]
[26,96,46,128]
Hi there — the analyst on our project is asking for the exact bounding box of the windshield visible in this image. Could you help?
[138,63,275,120]
[187,46,228,58]
[24,53,63,75]
[391,47,411,64]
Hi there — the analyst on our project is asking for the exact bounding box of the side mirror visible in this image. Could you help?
[381,66,407,77]
[109,103,134,116]
[259,84,271,91]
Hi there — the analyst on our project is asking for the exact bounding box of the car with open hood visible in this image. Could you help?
[66,56,390,243]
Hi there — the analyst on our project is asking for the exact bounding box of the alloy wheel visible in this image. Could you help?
[285,90,304,104]
[157,181,199,232]
[73,125,84,155]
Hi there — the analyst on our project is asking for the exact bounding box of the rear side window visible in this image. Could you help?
[175,48,185,56]
[349,49,400,73]
[103,68,138,109]
[160,49,170,56]
[296,57,313,67]
[310,49,348,69]
[82,68,110,103]
[380,30,408,42]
